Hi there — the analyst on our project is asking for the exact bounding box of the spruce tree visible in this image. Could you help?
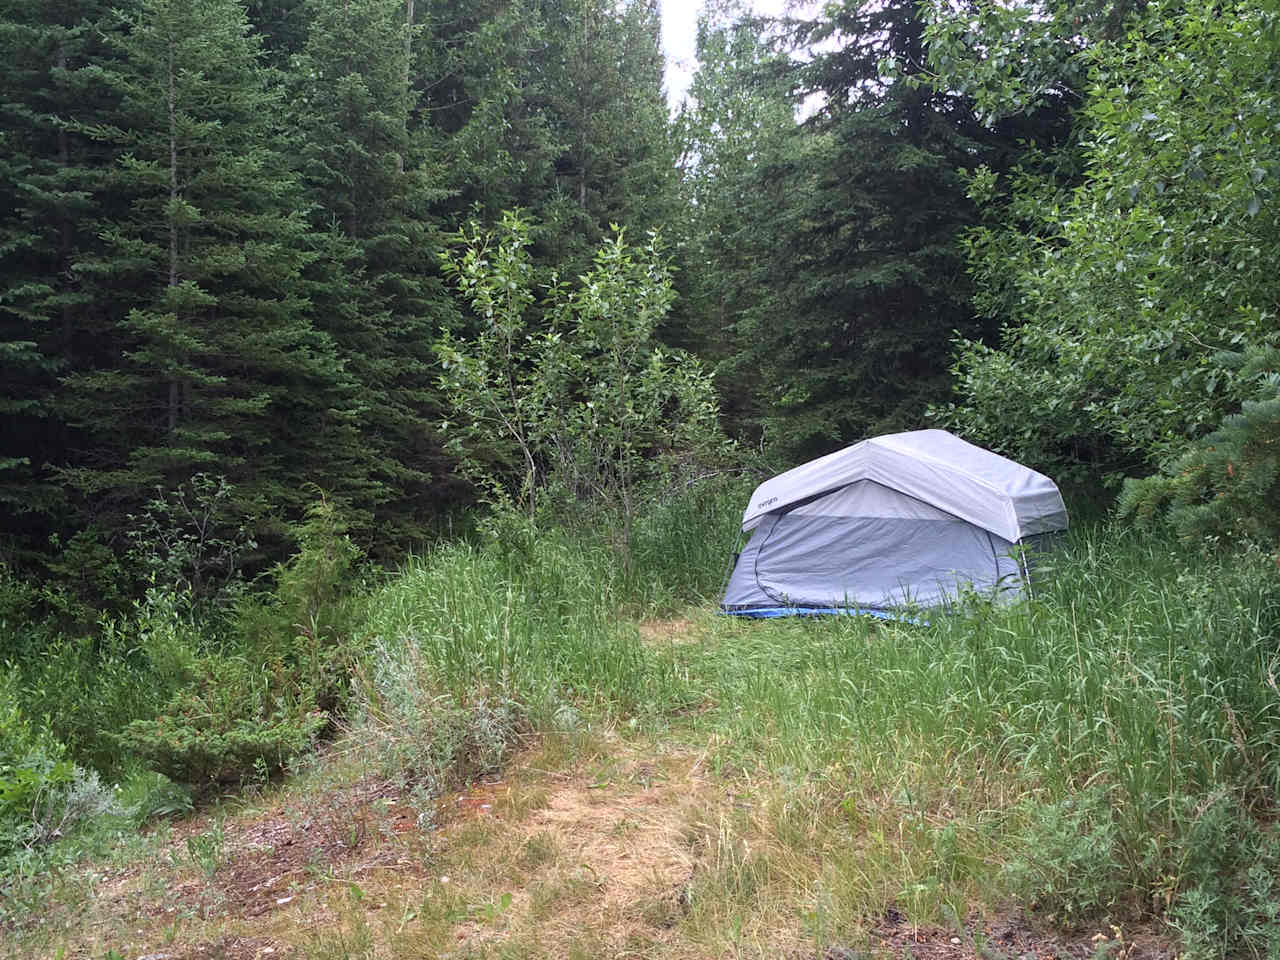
[671,6,795,433]
[60,0,369,546]
[730,0,1003,458]
[419,0,677,273]
[536,0,677,264]
[0,0,129,562]
[291,0,460,546]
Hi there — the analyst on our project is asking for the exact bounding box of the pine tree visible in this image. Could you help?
[730,0,1003,458]
[1120,347,1280,545]
[537,0,677,263]
[60,0,369,546]
[419,0,677,273]
[291,0,461,546]
[417,0,562,232]
[0,0,128,562]
[670,5,795,433]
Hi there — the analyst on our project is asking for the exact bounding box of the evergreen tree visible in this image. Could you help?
[0,0,127,561]
[671,4,795,433]
[419,0,677,272]
[60,0,369,547]
[245,0,309,68]
[1119,347,1280,545]
[537,0,677,263]
[729,0,1018,458]
[291,0,462,546]
[417,0,562,232]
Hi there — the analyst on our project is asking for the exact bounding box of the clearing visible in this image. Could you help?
[9,614,1173,960]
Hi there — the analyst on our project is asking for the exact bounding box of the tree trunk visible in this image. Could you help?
[397,0,414,174]
[56,39,74,341]
[167,29,179,432]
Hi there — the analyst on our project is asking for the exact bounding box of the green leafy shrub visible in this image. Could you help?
[0,672,130,857]
[234,496,367,716]
[934,0,1280,484]
[0,566,47,662]
[125,473,258,603]
[1119,347,1280,546]
[125,770,195,825]
[114,498,365,795]
[0,672,73,854]
[115,654,327,797]
[1167,794,1280,960]
[353,635,525,808]
[39,527,133,625]
[436,212,726,564]
[1003,787,1128,925]
[17,588,197,772]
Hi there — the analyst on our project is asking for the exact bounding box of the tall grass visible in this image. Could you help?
[357,478,746,721]
[685,525,1280,809]
[8,476,1278,957]
[669,523,1280,949]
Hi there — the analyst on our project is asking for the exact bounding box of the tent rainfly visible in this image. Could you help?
[721,429,1069,618]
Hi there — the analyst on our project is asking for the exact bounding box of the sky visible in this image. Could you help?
[658,0,797,111]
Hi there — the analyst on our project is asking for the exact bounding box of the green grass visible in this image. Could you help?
[5,478,1280,958]
[346,490,1280,954]
[656,525,1280,951]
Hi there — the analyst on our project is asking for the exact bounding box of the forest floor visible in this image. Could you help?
[11,616,1172,960]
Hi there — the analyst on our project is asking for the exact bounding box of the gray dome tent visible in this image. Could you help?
[722,430,1069,618]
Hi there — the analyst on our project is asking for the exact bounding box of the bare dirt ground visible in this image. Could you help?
[17,730,1172,960]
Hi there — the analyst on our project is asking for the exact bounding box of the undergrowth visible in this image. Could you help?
[670,525,1280,956]
[3,478,1279,959]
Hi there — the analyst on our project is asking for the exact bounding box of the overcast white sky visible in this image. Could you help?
[658,0,797,111]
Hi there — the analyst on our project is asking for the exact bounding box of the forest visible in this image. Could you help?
[2,0,1279,957]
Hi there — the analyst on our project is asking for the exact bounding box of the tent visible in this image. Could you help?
[721,429,1069,618]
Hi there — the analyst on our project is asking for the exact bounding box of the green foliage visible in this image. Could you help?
[185,819,225,877]
[1118,347,1280,545]
[354,645,525,803]
[936,0,1280,488]
[0,671,132,860]
[126,473,257,602]
[420,0,678,273]
[916,0,1130,124]
[113,647,327,796]
[686,0,1057,459]
[1167,794,1280,960]
[437,212,725,558]
[1003,787,1127,924]
[289,0,459,547]
[0,0,686,584]
[0,672,73,852]
[1007,786,1280,952]
[435,212,544,513]
[0,564,48,662]
[5,491,367,802]
[18,613,175,773]
[670,4,794,431]
[0,0,125,541]
[126,770,194,824]
[232,496,368,717]
[51,0,375,565]
[116,497,364,794]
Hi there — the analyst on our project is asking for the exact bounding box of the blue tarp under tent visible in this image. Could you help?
[721,429,1069,619]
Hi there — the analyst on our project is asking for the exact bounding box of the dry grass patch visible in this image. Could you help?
[637,612,706,647]
[431,732,720,958]
[13,770,436,960]
[6,722,1159,960]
